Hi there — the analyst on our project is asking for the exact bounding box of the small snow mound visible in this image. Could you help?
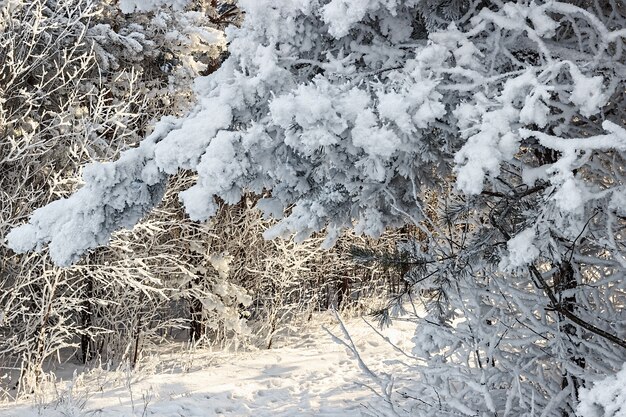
[577,364,626,417]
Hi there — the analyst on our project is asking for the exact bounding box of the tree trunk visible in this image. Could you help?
[336,276,349,310]
[189,277,204,342]
[555,262,586,417]
[80,276,94,364]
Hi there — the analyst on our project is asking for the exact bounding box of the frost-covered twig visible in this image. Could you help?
[324,310,402,417]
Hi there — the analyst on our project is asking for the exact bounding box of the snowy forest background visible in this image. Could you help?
[1,0,626,416]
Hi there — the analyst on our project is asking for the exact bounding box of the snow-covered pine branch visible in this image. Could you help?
[7,0,626,269]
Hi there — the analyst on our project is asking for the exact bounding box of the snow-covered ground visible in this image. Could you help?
[0,314,415,417]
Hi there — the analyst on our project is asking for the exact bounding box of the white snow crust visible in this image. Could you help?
[0,315,415,417]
